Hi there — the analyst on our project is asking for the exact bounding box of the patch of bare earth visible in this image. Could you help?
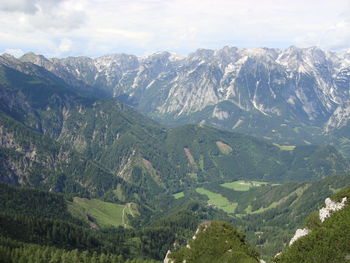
[216,141,233,154]
[184,148,196,168]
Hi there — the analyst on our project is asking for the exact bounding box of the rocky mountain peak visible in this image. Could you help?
[3,46,350,149]
[20,52,50,64]
[189,48,215,62]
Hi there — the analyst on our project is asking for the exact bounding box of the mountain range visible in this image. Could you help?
[1,57,348,196]
[2,46,350,155]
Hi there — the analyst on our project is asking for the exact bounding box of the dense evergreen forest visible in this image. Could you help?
[0,183,212,262]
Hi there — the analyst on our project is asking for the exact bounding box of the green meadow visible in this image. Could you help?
[273,143,296,151]
[221,180,268,191]
[196,188,237,214]
[173,192,185,199]
[68,197,137,228]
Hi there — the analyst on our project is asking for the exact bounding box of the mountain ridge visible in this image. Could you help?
[3,45,350,155]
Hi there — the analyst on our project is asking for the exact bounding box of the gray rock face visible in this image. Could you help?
[2,46,350,144]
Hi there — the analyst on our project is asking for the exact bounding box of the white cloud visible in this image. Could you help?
[29,10,86,32]
[295,21,350,51]
[0,0,350,57]
[0,0,37,14]
[58,38,73,53]
[92,28,152,42]
[0,0,63,14]
[4,48,24,57]
[0,0,86,34]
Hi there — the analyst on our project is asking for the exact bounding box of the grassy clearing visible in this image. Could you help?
[68,197,137,228]
[221,180,269,191]
[196,188,237,214]
[273,143,296,151]
[173,192,185,199]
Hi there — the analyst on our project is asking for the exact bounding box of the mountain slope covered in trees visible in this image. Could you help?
[1,62,347,196]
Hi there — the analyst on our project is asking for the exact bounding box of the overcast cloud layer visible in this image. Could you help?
[1,0,350,57]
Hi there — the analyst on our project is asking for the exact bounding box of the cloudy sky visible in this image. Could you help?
[1,0,350,58]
